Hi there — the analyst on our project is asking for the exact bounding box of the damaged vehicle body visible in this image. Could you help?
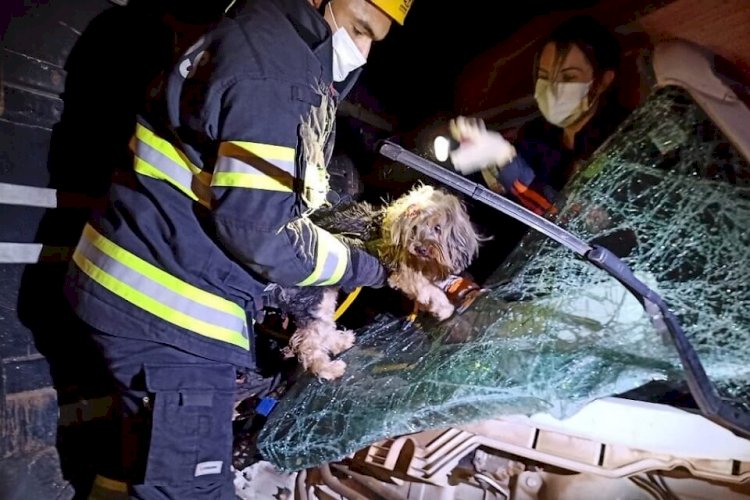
[247,39,750,499]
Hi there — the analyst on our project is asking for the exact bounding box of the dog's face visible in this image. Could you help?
[381,185,481,278]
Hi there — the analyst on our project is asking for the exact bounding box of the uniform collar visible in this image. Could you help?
[276,0,335,82]
[282,0,363,98]
[234,0,362,98]
[276,0,331,48]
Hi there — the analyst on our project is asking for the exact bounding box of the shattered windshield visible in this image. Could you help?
[258,86,750,471]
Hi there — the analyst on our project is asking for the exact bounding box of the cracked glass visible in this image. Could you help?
[257,86,750,471]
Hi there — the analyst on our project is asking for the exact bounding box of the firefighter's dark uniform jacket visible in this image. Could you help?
[65,0,386,368]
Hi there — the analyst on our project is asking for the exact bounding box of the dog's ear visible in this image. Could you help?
[379,198,409,268]
[444,197,482,273]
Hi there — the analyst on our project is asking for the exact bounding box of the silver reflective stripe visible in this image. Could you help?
[0,182,57,208]
[0,243,73,263]
[0,243,42,263]
[76,237,247,338]
[214,155,296,178]
[135,140,197,192]
[297,228,349,286]
[311,249,339,286]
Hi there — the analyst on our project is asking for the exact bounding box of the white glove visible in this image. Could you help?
[448,116,516,175]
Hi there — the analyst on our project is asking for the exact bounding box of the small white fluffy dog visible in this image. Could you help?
[267,185,483,380]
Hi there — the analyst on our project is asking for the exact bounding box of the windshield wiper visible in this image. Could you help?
[379,139,750,440]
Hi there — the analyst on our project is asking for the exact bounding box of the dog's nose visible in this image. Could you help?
[416,246,429,257]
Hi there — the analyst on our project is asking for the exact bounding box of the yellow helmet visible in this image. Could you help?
[369,0,413,25]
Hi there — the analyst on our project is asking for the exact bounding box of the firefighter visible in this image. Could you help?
[65,0,414,498]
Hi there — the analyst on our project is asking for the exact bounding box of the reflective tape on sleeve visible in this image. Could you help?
[296,228,349,286]
[212,141,296,192]
[132,123,213,206]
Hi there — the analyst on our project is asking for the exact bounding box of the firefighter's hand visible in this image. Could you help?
[448,116,516,175]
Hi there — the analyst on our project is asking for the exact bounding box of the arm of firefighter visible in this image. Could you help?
[206,79,387,289]
[485,156,559,216]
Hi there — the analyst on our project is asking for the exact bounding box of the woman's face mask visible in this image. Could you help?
[534,79,593,128]
[534,41,602,128]
[328,3,367,82]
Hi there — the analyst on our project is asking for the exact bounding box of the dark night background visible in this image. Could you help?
[356,0,602,130]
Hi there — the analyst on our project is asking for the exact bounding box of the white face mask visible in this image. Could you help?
[534,79,593,127]
[328,3,367,82]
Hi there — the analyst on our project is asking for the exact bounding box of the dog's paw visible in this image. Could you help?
[329,329,355,356]
[280,346,295,359]
[432,302,455,321]
[315,359,347,381]
[387,275,400,290]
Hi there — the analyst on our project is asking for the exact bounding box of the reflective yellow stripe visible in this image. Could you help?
[211,171,293,192]
[74,225,249,350]
[212,141,296,192]
[84,225,243,318]
[131,125,213,206]
[135,123,202,175]
[134,157,200,202]
[132,128,299,196]
[320,236,348,286]
[74,251,248,348]
[229,141,296,163]
[91,475,128,493]
[297,228,349,286]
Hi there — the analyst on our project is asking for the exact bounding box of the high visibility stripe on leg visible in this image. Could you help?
[88,475,129,500]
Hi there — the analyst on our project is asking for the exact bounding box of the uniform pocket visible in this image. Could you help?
[142,363,236,486]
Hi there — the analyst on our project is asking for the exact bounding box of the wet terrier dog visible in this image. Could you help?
[265,184,482,380]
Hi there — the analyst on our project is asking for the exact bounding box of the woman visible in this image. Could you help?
[451,15,630,215]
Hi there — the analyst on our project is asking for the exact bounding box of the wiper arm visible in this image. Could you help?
[378,140,750,439]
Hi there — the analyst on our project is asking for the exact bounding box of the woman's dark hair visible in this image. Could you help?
[536,15,622,82]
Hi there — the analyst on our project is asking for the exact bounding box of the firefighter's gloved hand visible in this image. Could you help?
[448,116,516,175]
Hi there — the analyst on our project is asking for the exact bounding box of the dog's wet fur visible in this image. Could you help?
[266,185,483,380]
